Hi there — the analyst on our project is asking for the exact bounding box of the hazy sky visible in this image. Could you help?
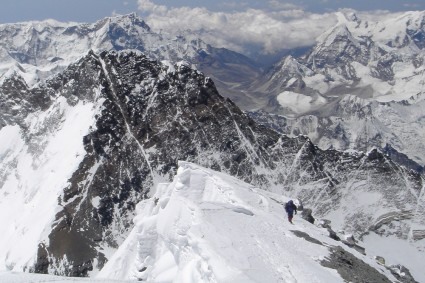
[1,0,424,24]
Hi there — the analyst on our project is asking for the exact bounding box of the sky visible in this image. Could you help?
[1,0,424,54]
[1,0,424,24]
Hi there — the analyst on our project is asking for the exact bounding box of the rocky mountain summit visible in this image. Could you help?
[0,50,423,279]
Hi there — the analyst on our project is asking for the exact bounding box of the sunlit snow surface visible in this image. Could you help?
[363,233,425,282]
[96,162,395,282]
[277,91,327,115]
[0,271,128,283]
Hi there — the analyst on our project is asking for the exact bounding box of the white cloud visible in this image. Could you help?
[135,0,397,55]
[138,0,167,14]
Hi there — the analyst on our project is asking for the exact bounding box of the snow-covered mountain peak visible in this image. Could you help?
[345,11,425,51]
[0,14,206,87]
[281,55,303,70]
[0,14,262,115]
[401,10,425,29]
[275,55,314,77]
[95,12,152,33]
[108,12,149,25]
[335,11,360,25]
[316,23,358,48]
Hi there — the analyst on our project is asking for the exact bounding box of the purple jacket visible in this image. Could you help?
[285,200,297,215]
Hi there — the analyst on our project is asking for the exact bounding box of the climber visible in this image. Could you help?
[285,200,297,224]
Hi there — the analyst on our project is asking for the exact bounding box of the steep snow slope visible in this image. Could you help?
[97,162,398,283]
[0,91,103,271]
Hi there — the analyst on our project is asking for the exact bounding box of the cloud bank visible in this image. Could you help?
[137,0,397,55]
[137,0,339,54]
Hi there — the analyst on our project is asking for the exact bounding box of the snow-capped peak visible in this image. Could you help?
[99,12,151,32]
[335,11,360,25]
[0,13,207,87]
[317,24,358,48]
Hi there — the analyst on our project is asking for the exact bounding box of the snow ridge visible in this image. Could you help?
[98,162,397,282]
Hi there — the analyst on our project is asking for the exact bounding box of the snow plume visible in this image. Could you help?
[137,0,339,54]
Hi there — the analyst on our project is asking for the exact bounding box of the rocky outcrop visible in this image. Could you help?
[389,264,419,283]
[300,208,315,224]
[321,246,392,283]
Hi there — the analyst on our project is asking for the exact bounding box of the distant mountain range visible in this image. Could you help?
[248,11,425,170]
[0,13,261,109]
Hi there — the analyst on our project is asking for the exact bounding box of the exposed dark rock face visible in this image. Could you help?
[26,50,306,276]
[1,50,423,276]
[0,13,263,113]
[321,246,392,283]
[383,144,424,174]
[290,230,323,245]
[300,208,315,224]
[292,226,396,282]
[0,75,51,128]
[389,264,419,283]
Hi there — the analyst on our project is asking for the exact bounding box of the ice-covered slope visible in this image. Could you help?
[97,162,399,283]
[251,11,425,167]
